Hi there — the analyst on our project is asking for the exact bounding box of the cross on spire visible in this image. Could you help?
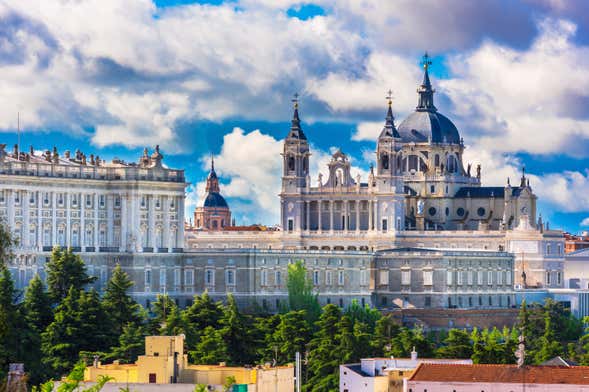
[421,52,432,70]
[292,92,299,109]
[386,89,393,107]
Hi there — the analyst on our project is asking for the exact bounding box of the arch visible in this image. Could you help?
[287,156,295,171]
[380,153,389,170]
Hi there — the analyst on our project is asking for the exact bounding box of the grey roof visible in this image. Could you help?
[286,107,307,140]
[203,192,229,208]
[397,110,461,144]
[454,187,523,198]
[540,356,577,367]
[379,104,400,138]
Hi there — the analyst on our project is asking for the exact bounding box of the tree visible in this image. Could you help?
[389,327,433,358]
[0,223,14,270]
[287,260,321,324]
[45,247,95,302]
[372,314,400,357]
[77,289,113,353]
[147,294,175,334]
[220,294,255,365]
[160,303,186,336]
[105,322,146,364]
[101,264,141,342]
[0,267,20,380]
[21,274,53,384]
[305,304,342,392]
[192,326,228,365]
[182,291,224,350]
[344,300,381,331]
[534,313,563,364]
[436,329,472,359]
[272,311,311,365]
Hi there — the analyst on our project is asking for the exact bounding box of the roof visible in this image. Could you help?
[454,186,523,198]
[409,363,589,385]
[541,356,578,367]
[397,110,461,144]
[203,192,229,208]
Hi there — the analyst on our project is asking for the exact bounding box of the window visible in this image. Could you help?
[71,194,78,207]
[546,271,551,286]
[86,194,92,207]
[506,271,512,285]
[488,271,493,285]
[326,271,333,285]
[430,185,435,193]
[155,197,161,209]
[0,191,4,203]
[99,195,105,208]
[477,270,483,285]
[428,207,436,216]
[424,296,431,307]
[115,196,121,208]
[360,270,368,286]
[547,244,551,254]
[423,270,433,286]
[457,271,463,285]
[497,271,503,285]
[275,271,282,286]
[447,271,453,285]
[288,219,294,232]
[226,270,235,285]
[14,191,20,204]
[205,269,214,285]
[338,271,344,286]
[145,270,151,287]
[313,271,319,285]
[379,270,389,285]
[467,271,473,285]
[382,219,387,232]
[261,270,267,286]
[185,269,194,286]
[43,192,49,205]
[160,268,166,288]
[488,296,493,306]
[457,207,465,216]
[29,192,36,205]
[557,244,562,255]
[141,196,147,208]
[557,271,562,285]
[174,269,181,286]
[401,270,411,285]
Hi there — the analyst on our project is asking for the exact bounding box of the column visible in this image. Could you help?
[356,200,360,232]
[66,192,71,248]
[107,194,114,248]
[163,196,170,251]
[149,195,156,249]
[94,193,100,249]
[318,201,322,233]
[7,190,15,232]
[329,200,334,232]
[80,192,86,251]
[51,192,57,247]
[344,200,348,232]
[305,201,310,232]
[23,190,30,248]
[178,195,185,249]
[368,200,373,232]
[37,191,42,251]
[120,194,127,251]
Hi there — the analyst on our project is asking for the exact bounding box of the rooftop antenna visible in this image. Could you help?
[17,111,20,158]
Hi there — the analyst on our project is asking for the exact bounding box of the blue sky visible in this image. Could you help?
[3,0,589,232]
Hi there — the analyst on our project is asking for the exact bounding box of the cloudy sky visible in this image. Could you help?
[3,0,589,232]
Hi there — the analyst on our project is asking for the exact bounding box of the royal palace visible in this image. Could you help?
[2,58,570,314]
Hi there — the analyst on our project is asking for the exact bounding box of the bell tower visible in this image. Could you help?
[280,94,310,233]
[375,91,401,192]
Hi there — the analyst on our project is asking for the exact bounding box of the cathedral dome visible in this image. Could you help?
[203,192,229,208]
[397,110,460,144]
[398,53,461,145]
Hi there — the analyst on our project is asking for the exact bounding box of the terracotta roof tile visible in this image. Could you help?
[409,363,589,385]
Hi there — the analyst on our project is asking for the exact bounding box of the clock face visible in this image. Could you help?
[521,206,527,214]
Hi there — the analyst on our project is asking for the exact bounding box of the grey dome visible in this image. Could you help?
[397,110,460,144]
[203,192,228,208]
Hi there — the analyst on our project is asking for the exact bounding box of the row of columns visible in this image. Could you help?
[300,199,379,232]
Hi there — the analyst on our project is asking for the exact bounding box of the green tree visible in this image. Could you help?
[223,376,236,392]
[78,289,113,353]
[147,294,175,334]
[21,274,53,384]
[101,264,141,341]
[220,294,255,365]
[160,303,186,336]
[0,267,20,380]
[287,260,321,324]
[270,311,311,365]
[534,313,563,364]
[182,291,224,350]
[305,304,342,392]
[344,300,381,331]
[192,326,228,365]
[389,327,433,358]
[105,322,146,364]
[45,247,95,302]
[372,314,400,357]
[436,329,472,359]
[0,223,14,270]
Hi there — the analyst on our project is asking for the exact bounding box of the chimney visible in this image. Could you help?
[411,347,417,361]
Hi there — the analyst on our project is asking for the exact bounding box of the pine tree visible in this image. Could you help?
[305,304,342,392]
[147,294,176,334]
[160,303,186,336]
[102,264,141,341]
[78,289,113,353]
[21,274,53,384]
[220,294,255,365]
[372,314,400,357]
[534,313,563,364]
[42,286,82,377]
[182,291,224,350]
[271,310,311,365]
[106,323,146,364]
[0,223,14,270]
[436,329,472,359]
[192,326,228,365]
[45,247,95,302]
[0,267,20,380]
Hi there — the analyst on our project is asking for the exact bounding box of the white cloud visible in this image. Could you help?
[352,121,383,142]
[581,217,589,226]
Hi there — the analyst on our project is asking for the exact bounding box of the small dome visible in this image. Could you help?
[203,192,228,208]
[397,110,460,144]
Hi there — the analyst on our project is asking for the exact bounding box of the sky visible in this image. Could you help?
[2,0,589,233]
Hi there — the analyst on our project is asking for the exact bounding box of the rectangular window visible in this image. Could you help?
[447,271,453,285]
[115,196,121,208]
[467,271,473,285]
[457,271,463,285]
[338,270,344,286]
[313,270,319,286]
[261,270,267,286]
[360,270,367,286]
[205,269,214,285]
[174,269,181,286]
[100,268,107,286]
[145,270,151,287]
[288,219,294,232]
[382,219,387,232]
[477,270,484,285]
[226,269,235,285]
[29,192,36,205]
[275,271,282,286]
[497,271,503,285]
[423,270,433,286]
[86,194,92,207]
[160,268,166,288]
[506,271,512,285]
[424,296,431,307]
[488,271,493,285]
[379,270,389,285]
[401,270,411,285]
[0,191,4,203]
[99,195,105,208]
[185,269,194,286]
[557,271,562,285]
[326,271,332,286]
[546,272,551,285]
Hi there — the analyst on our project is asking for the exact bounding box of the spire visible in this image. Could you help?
[206,155,220,193]
[416,52,437,112]
[286,93,307,140]
[520,166,527,188]
[380,89,400,138]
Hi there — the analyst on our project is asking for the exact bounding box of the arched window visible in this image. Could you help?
[381,153,389,170]
[434,154,440,167]
[288,156,295,171]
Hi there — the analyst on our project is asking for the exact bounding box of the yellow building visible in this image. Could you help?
[84,335,294,392]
